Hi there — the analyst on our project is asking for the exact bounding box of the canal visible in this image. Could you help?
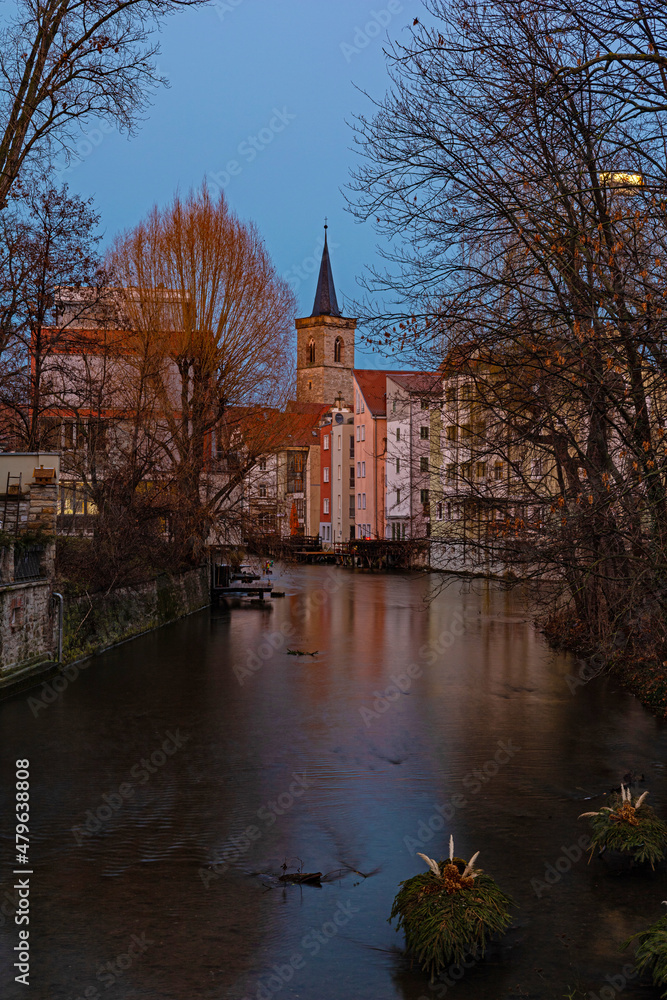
[1,564,666,1000]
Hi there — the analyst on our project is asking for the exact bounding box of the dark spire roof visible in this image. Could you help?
[312,224,341,317]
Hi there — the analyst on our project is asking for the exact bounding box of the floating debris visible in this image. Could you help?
[286,649,318,656]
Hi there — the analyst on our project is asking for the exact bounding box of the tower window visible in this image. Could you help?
[334,336,343,363]
[307,339,315,362]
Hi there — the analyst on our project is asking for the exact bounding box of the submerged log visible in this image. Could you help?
[278,871,322,885]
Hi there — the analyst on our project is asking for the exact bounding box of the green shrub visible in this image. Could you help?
[580,786,667,867]
[389,841,513,979]
[626,908,667,998]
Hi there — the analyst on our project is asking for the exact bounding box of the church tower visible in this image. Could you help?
[295,226,356,405]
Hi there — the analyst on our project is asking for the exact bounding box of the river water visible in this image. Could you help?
[1,564,666,1000]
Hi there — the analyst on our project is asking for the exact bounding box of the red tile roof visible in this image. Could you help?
[354,369,442,415]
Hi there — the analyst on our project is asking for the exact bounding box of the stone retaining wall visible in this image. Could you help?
[63,565,210,664]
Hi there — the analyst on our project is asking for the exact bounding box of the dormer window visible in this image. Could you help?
[334,336,343,363]
[307,339,316,363]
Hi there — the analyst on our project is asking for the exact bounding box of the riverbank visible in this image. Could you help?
[541,609,667,721]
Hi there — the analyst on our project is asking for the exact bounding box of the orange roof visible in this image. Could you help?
[354,369,441,415]
[387,372,442,394]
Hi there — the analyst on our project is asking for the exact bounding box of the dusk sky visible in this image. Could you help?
[55,0,420,369]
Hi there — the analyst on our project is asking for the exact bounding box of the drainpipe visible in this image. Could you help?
[52,592,64,664]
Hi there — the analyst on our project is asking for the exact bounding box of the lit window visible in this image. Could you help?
[420,426,429,440]
[323,467,330,483]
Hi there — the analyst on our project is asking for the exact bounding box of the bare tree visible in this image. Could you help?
[0,176,103,449]
[0,0,210,206]
[109,185,296,551]
[350,0,667,660]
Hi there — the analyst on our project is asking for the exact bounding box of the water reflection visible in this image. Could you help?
[0,565,666,999]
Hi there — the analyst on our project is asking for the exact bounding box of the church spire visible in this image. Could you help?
[312,222,341,317]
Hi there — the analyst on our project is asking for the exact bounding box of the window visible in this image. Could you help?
[323,498,330,514]
[356,426,360,441]
[356,391,360,413]
[358,493,362,509]
[361,396,365,413]
[349,435,354,457]
[349,497,355,517]
[402,523,406,539]
[436,502,443,521]
[420,426,429,440]
[286,451,304,493]
[421,398,429,410]
[476,462,487,480]
[307,339,315,362]
[446,425,458,442]
[461,383,474,403]
[396,488,401,504]
[446,463,456,481]
[338,465,341,480]
[420,489,429,504]
[334,336,343,363]
[446,386,457,405]
[259,485,267,498]
[461,424,472,440]
[420,456,428,473]
[323,435,329,451]
[494,461,503,480]
[396,457,400,473]
[460,462,471,480]
[531,459,542,478]
[258,457,267,470]
[323,467,330,483]
[392,399,397,413]
[308,381,312,391]
[362,494,366,509]
[63,420,75,450]
[338,436,341,450]
[361,461,366,477]
[349,467,355,487]
[360,425,365,441]
[396,428,401,442]
[357,462,361,478]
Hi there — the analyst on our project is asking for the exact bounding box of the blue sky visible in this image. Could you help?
[54,0,421,369]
